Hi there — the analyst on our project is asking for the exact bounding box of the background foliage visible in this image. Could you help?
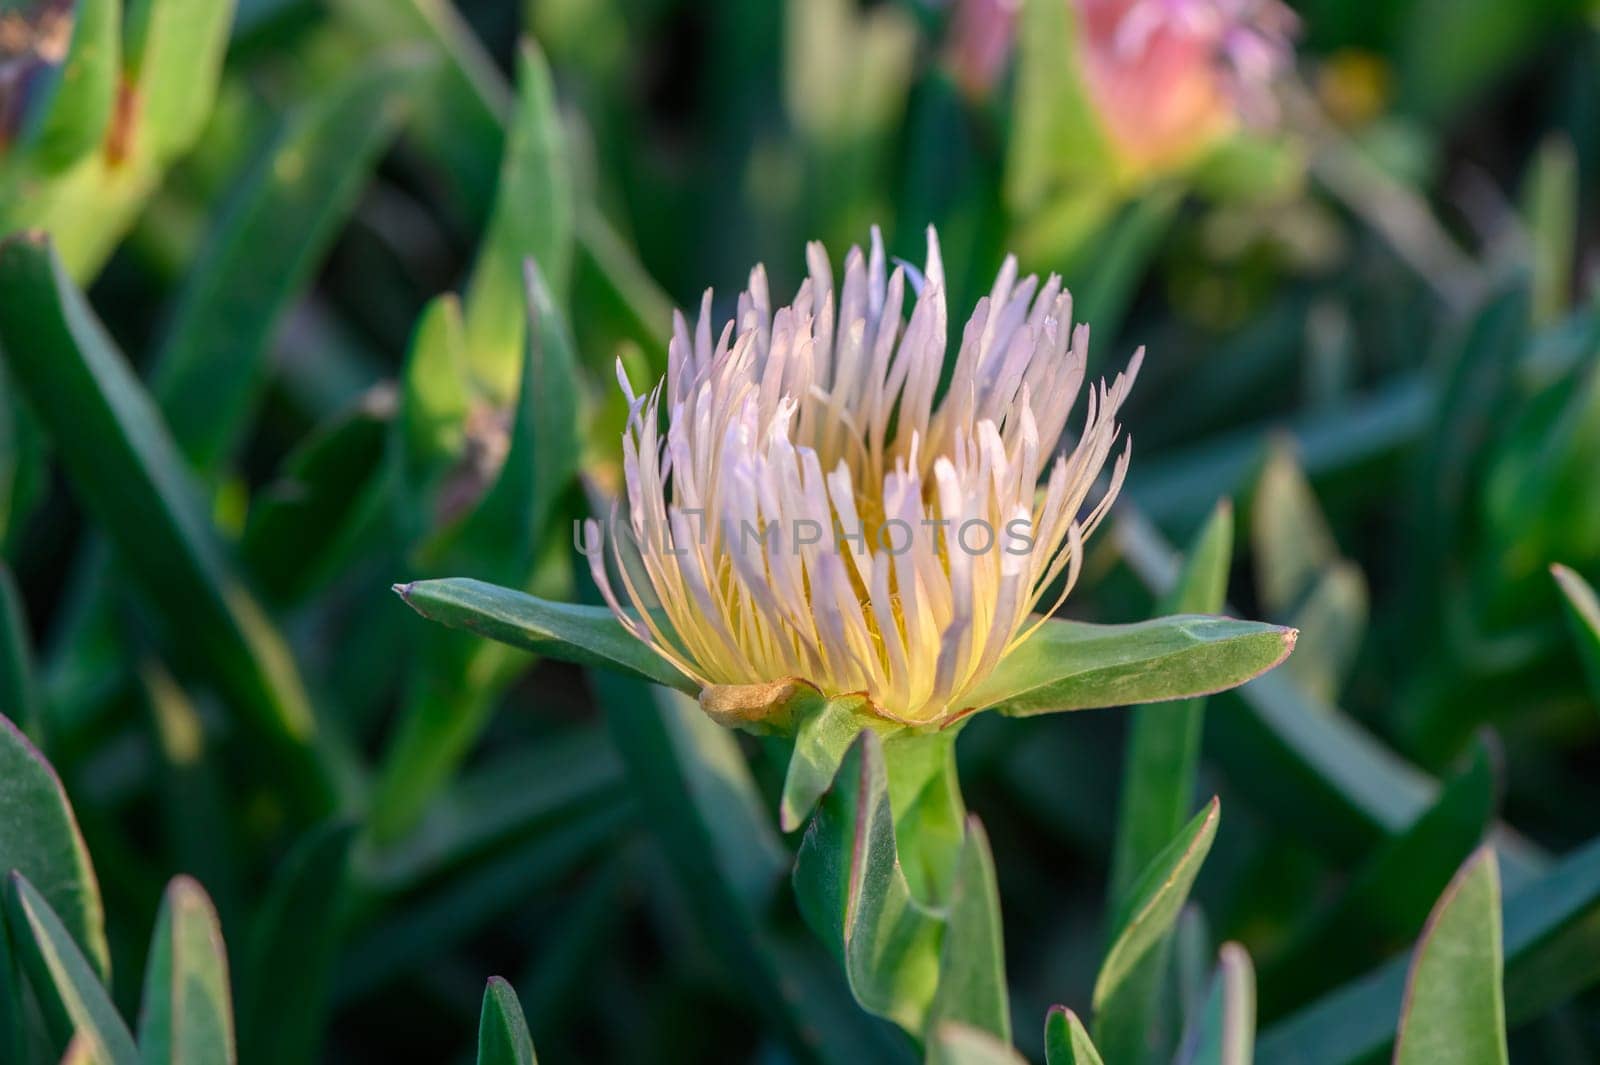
[1,0,1598,1061]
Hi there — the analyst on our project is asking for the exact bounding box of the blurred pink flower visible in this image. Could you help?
[1078,0,1298,171]
[948,0,1295,174]
[948,0,1023,98]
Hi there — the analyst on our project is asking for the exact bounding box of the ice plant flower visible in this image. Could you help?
[583,229,1141,730]
[1077,0,1299,174]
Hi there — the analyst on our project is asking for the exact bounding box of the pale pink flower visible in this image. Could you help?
[1078,0,1298,171]
[585,229,1141,726]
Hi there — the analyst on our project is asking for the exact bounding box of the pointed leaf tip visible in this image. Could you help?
[1045,1005,1105,1065]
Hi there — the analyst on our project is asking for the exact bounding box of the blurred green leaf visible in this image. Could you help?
[361,727,623,891]
[1258,832,1600,1065]
[394,578,693,693]
[1551,564,1600,702]
[0,563,42,736]
[137,876,236,1065]
[1061,189,1180,343]
[1524,136,1578,325]
[20,0,118,173]
[1415,286,1530,615]
[1282,563,1368,704]
[150,52,428,470]
[1116,504,1541,879]
[1045,1006,1104,1065]
[0,367,47,555]
[1399,0,1589,120]
[0,910,25,1064]
[574,206,674,373]
[375,264,584,839]
[589,672,911,1063]
[928,819,1010,1044]
[1005,0,1110,215]
[121,0,236,163]
[399,294,472,508]
[1253,444,1340,616]
[462,39,574,405]
[1393,848,1507,1065]
[435,264,580,579]
[1094,799,1220,1054]
[330,0,508,222]
[927,1022,1028,1064]
[138,660,240,927]
[241,385,396,605]
[476,976,537,1065]
[0,715,106,979]
[237,823,352,1065]
[0,234,329,806]
[1128,374,1434,527]
[4,872,135,1064]
[338,801,629,1003]
[1259,738,1497,1021]
[967,616,1295,719]
[1176,944,1255,1065]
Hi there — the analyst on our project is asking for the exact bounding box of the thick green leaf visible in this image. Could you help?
[462,39,574,404]
[928,819,1009,1044]
[137,876,235,1065]
[927,1023,1028,1065]
[0,715,107,979]
[1176,944,1256,1065]
[236,824,352,1065]
[1257,832,1600,1065]
[394,578,693,693]
[151,53,427,469]
[476,977,537,1065]
[121,0,235,162]
[1045,1006,1104,1065]
[1258,739,1496,1020]
[0,235,329,806]
[794,729,943,1035]
[1110,501,1233,912]
[780,696,870,832]
[965,615,1294,719]
[1104,504,1232,1065]
[1393,848,1507,1065]
[4,873,136,1064]
[1094,799,1220,1016]
[1551,564,1600,704]
[0,563,42,735]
